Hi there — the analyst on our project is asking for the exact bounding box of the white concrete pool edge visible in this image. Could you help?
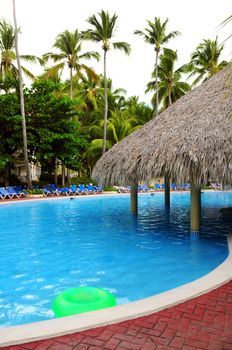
[0,235,232,347]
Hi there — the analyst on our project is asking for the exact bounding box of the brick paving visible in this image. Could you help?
[2,280,232,350]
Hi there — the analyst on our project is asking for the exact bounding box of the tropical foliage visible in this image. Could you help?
[0,10,230,186]
[185,38,228,86]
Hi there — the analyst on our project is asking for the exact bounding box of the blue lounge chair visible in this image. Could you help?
[42,188,53,196]
[70,184,80,195]
[182,183,190,190]
[7,186,25,198]
[0,187,13,199]
[59,187,72,196]
[171,183,177,191]
[13,186,27,197]
[93,185,103,193]
[154,183,161,191]
[79,184,88,194]
[87,184,96,194]
[49,184,61,196]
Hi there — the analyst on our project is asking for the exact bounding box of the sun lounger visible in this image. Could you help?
[0,187,13,199]
[79,184,88,194]
[87,184,96,194]
[70,185,80,195]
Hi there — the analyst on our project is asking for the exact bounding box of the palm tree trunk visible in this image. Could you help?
[54,158,58,186]
[102,49,108,155]
[70,66,73,99]
[155,49,159,116]
[67,168,71,186]
[168,92,172,106]
[4,164,10,187]
[12,0,32,188]
[66,66,73,185]
[61,163,65,187]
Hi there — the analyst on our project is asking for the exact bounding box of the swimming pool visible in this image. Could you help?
[0,192,231,327]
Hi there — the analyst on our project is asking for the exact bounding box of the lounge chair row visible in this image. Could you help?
[117,183,191,193]
[0,184,103,200]
[154,183,191,191]
[41,184,103,197]
[0,186,27,199]
[211,183,232,190]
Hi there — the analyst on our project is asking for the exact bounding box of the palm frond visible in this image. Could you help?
[79,51,100,61]
[81,64,99,81]
[43,62,65,79]
[112,41,131,55]
[21,66,36,80]
[42,52,66,63]
[218,15,232,28]
[20,54,43,65]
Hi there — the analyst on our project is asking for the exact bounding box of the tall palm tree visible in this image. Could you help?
[134,17,180,116]
[42,29,100,99]
[43,30,99,185]
[186,38,228,86]
[146,48,191,110]
[12,0,31,188]
[83,10,131,154]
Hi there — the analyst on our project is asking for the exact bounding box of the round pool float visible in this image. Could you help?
[52,286,116,317]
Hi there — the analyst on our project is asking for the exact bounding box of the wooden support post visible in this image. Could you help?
[164,175,170,207]
[130,183,138,215]
[190,183,201,232]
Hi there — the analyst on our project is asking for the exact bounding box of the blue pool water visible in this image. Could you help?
[0,192,231,327]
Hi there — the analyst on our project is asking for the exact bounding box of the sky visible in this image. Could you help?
[1,0,232,103]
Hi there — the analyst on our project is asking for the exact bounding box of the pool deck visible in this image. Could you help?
[0,193,232,349]
[2,279,232,350]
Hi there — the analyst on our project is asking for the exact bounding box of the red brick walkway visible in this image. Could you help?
[3,280,232,350]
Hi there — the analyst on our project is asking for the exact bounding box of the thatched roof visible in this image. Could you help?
[93,64,232,185]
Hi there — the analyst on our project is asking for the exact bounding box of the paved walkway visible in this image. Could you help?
[3,280,232,350]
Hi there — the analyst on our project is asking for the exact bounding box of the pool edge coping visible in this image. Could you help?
[0,207,231,346]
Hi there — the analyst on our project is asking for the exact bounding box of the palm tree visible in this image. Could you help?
[42,29,100,99]
[134,17,180,116]
[83,10,131,155]
[186,38,228,86]
[43,30,99,185]
[126,96,153,125]
[12,0,31,188]
[85,110,137,172]
[146,48,191,110]
[0,18,40,86]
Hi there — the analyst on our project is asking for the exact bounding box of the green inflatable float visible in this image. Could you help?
[52,286,116,317]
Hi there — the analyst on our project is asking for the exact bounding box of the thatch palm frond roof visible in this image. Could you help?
[93,64,232,185]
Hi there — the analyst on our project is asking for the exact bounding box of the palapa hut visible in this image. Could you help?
[92,63,232,231]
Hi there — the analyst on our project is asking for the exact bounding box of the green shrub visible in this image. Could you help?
[27,189,44,195]
[103,186,118,192]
